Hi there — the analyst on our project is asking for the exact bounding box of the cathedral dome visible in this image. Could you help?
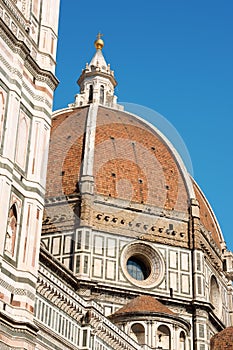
[40,36,233,350]
[45,36,225,254]
[46,34,193,213]
[47,104,193,213]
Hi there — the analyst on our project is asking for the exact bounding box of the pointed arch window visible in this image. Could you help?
[5,203,18,256]
[99,85,104,104]
[0,90,6,145]
[15,111,30,170]
[88,85,93,103]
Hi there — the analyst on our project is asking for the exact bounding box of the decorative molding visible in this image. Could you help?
[37,251,142,350]
[2,0,28,28]
[0,17,58,91]
[0,277,35,300]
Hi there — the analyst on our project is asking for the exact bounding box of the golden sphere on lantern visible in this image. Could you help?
[94,33,104,50]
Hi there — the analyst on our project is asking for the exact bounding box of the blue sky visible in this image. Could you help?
[54,0,233,250]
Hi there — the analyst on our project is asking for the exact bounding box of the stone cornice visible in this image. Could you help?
[0,17,59,91]
[39,246,78,289]
[196,228,222,270]
[200,224,221,257]
[1,0,28,29]
[38,250,141,350]
[109,311,191,331]
[0,310,39,336]
[78,69,117,88]
[191,300,225,330]
[25,56,59,90]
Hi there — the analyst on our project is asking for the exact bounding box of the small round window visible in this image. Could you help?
[127,255,151,281]
[121,241,164,288]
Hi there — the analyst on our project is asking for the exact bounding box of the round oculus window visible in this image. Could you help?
[121,242,164,288]
[126,255,151,281]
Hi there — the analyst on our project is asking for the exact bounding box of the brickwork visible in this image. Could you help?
[210,327,233,349]
[95,107,189,212]
[112,295,175,316]
[46,105,189,211]
[46,107,88,197]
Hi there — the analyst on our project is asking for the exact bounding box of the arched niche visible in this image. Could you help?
[179,330,186,350]
[210,275,222,314]
[15,112,30,170]
[157,325,171,349]
[130,323,145,345]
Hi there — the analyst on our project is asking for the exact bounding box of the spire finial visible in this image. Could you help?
[94,32,104,50]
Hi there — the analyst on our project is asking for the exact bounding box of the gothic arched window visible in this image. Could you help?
[88,85,93,103]
[5,203,18,256]
[15,111,29,170]
[99,85,104,104]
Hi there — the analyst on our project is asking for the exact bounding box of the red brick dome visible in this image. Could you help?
[46,105,193,213]
[45,104,226,251]
[210,327,233,349]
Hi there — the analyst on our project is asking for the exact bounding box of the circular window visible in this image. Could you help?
[121,241,164,288]
[127,255,151,281]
